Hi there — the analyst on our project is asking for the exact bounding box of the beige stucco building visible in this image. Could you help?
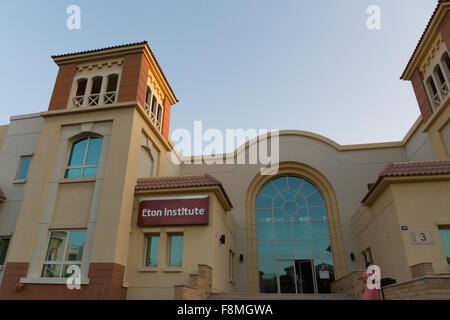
[0,0,449,300]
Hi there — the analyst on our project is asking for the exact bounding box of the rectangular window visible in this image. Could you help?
[168,234,183,267]
[42,230,86,278]
[65,137,103,179]
[362,247,373,267]
[439,227,450,264]
[229,250,235,281]
[16,156,32,181]
[145,234,160,267]
[0,238,10,266]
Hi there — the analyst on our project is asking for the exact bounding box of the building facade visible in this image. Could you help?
[0,1,449,300]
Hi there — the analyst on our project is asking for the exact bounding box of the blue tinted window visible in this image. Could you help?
[68,139,88,166]
[258,241,275,259]
[169,235,183,267]
[439,229,450,264]
[85,137,103,165]
[145,235,160,267]
[82,167,98,178]
[16,156,32,180]
[65,137,103,179]
[256,176,333,293]
[257,223,274,240]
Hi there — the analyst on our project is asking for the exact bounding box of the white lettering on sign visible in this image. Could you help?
[141,207,206,217]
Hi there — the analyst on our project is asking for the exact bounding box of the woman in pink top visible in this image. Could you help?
[362,262,381,300]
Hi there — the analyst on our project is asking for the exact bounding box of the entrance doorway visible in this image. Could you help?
[277,259,317,294]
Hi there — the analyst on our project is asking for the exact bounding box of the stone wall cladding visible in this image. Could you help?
[330,270,365,299]
[174,264,212,300]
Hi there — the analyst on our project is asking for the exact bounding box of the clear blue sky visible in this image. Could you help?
[0,0,437,146]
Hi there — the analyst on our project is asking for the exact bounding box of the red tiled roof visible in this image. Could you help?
[0,188,6,202]
[379,160,450,177]
[362,160,450,203]
[52,41,178,102]
[136,174,232,207]
[401,0,450,79]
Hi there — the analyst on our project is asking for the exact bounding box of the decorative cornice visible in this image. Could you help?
[76,58,124,72]
[419,34,444,75]
[401,1,450,80]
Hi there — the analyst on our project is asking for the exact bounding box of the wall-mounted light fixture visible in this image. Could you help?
[239,254,244,262]
[219,235,226,244]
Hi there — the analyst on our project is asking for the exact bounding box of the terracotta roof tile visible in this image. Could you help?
[52,41,178,102]
[0,188,6,202]
[136,174,224,190]
[136,174,232,207]
[51,41,149,58]
[401,0,450,79]
[362,160,450,203]
[379,160,450,177]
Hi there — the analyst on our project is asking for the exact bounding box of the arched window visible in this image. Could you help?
[137,146,155,177]
[104,74,119,104]
[156,104,163,131]
[442,52,450,78]
[151,96,157,118]
[433,64,448,99]
[88,77,103,106]
[143,85,163,132]
[256,176,333,294]
[426,76,440,109]
[65,136,103,178]
[72,78,87,107]
[145,86,152,116]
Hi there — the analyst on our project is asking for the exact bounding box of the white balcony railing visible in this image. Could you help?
[72,95,84,107]
[88,94,100,106]
[438,81,449,100]
[432,92,441,109]
[104,91,116,104]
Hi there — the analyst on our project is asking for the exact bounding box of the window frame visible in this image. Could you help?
[41,230,87,278]
[15,155,33,182]
[0,237,11,268]
[167,233,184,268]
[229,250,235,282]
[423,49,450,111]
[143,84,164,133]
[144,233,160,268]
[65,136,103,179]
[438,226,450,265]
[361,247,373,267]
[68,72,121,108]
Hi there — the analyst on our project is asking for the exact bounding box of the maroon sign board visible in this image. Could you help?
[138,196,209,226]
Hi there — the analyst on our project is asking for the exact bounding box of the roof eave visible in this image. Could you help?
[401,2,450,80]
[52,41,178,105]
[135,185,233,211]
[362,173,450,206]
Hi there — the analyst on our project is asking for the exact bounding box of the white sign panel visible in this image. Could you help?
[410,231,433,245]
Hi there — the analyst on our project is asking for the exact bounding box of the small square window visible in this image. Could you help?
[145,235,160,267]
[168,234,183,267]
[16,156,32,181]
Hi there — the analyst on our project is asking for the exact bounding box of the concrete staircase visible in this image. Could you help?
[208,293,357,300]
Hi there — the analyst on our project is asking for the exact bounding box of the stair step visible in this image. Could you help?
[208,293,357,300]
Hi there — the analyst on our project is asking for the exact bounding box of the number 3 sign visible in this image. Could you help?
[411,231,433,244]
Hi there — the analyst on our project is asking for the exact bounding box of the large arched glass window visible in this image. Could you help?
[65,137,103,178]
[256,176,334,294]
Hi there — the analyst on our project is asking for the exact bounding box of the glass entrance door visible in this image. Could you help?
[277,259,317,294]
[295,259,315,293]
